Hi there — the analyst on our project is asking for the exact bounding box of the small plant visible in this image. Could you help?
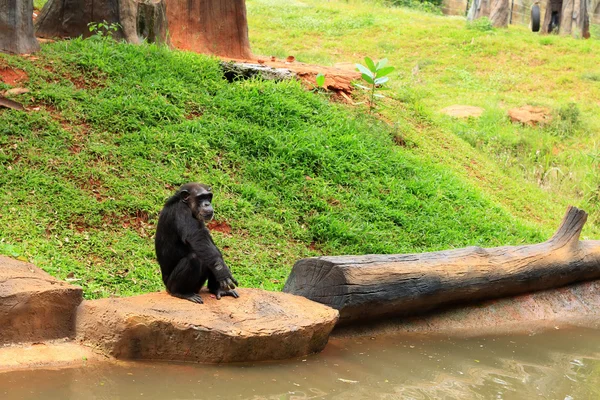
[87,20,121,39]
[388,0,442,14]
[467,17,494,32]
[558,102,580,125]
[314,72,325,90]
[581,72,600,82]
[548,102,581,137]
[315,73,326,88]
[355,57,395,113]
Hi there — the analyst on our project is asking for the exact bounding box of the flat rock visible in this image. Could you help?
[508,105,552,125]
[440,105,484,118]
[0,256,83,345]
[0,341,104,372]
[76,289,338,363]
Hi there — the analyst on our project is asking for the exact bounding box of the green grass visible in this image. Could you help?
[33,0,47,10]
[0,36,549,299]
[247,0,600,230]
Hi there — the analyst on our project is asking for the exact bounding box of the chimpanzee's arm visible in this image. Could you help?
[176,210,237,288]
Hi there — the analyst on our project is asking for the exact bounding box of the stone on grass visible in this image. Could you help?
[440,105,484,118]
[508,105,552,126]
[76,289,338,363]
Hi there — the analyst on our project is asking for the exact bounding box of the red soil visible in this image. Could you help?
[0,68,28,86]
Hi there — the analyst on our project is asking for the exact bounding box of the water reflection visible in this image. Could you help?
[1,327,599,400]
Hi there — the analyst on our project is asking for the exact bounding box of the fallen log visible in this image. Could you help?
[283,206,600,325]
[0,96,25,111]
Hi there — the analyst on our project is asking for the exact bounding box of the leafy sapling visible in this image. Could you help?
[355,57,395,113]
[311,73,327,94]
[315,73,326,88]
[87,21,121,40]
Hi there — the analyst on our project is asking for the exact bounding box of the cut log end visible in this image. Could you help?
[548,205,587,247]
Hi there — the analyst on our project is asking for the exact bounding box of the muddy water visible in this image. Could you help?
[1,327,600,400]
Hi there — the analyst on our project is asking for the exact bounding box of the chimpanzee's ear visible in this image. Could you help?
[180,189,190,203]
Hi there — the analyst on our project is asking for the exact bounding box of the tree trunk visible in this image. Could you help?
[580,0,590,38]
[0,0,40,54]
[35,0,169,45]
[283,206,600,325]
[467,0,490,19]
[166,0,252,59]
[560,0,575,33]
[571,0,581,34]
[489,0,510,26]
[541,0,590,36]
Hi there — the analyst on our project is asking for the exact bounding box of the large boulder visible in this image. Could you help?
[0,256,83,345]
[76,289,338,363]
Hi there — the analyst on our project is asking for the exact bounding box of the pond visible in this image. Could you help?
[1,327,599,399]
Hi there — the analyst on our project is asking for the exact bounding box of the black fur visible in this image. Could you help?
[155,183,238,304]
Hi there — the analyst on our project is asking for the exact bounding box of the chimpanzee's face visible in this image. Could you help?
[180,183,214,222]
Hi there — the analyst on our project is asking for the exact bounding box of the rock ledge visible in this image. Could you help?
[77,289,338,363]
[0,256,82,345]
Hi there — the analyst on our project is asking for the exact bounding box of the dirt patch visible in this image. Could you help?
[0,68,28,86]
[207,220,232,235]
[41,64,105,90]
[121,211,153,237]
[80,176,107,202]
[69,144,83,154]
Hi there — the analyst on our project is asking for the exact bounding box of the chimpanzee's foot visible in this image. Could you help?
[170,292,203,304]
[210,288,239,300]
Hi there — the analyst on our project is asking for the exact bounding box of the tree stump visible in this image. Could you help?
[283,206,600,325]
[35,0,169,45]
[166,0,252,59]
[0,0,40,54]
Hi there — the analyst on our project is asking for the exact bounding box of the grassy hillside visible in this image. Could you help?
[247,0,600,231]
[0,35,551,298]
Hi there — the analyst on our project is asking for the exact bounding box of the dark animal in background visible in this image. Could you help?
[155,183,239,304]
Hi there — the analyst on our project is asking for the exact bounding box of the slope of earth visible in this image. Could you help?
[0,34,570,299]
[246,0,600,234]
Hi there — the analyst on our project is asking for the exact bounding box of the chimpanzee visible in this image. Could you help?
[155,183,239,304]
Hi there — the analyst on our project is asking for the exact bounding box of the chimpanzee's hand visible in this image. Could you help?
[213,277,238,300]
[213,287,239,300]
[219,276,238,290]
